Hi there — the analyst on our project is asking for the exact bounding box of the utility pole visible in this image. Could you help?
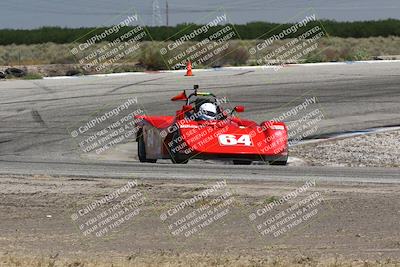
[166,0,169,26]
[152,0,162,26]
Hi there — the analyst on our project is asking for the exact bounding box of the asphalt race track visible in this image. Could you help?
[1,61,400,182]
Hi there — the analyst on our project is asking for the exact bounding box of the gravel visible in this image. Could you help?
[291,130,400,168]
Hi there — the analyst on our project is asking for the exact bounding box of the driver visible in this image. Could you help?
[198,102,217,121]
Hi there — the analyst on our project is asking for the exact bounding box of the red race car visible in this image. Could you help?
[135,85,288,165]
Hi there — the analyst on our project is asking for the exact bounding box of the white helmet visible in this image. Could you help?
[198,103,217,120]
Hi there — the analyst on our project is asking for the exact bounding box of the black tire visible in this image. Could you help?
[0,71,6,79]
[137,134,157,163]
[170,132,189,164]
[270,160,287,166]
[269,156,288,166]
[5,68,26,78]
[233,160,252,165]
[171,155,189,164]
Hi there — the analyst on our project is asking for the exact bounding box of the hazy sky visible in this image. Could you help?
[1,0,400,29]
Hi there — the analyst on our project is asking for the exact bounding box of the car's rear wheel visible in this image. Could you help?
[137,133,157,163]
[233,160,252,165]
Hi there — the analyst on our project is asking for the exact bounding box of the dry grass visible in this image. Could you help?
[2,253,399,267]
[0,37,398,78]
[1,37,399,68]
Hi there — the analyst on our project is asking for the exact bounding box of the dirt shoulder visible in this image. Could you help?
[1,174,400,266]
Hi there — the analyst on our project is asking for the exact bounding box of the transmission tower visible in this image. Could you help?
[152,0,163,26]
[166,0,169,26]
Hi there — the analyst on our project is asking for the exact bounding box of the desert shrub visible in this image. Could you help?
[195,41,250,67]
[352,49,371,60]
[303,53,324,63]
[0,37,399,69]
[225,43,250,66]
[323,48,339,61]
[138,43,168,70]
[112,64,144,73]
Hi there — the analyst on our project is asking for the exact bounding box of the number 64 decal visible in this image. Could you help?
[218,134,253,146]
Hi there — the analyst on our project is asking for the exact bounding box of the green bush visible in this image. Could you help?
[23,73,43,80]
[1,19,400,45]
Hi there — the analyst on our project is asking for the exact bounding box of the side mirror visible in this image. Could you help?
[234,106,245,113]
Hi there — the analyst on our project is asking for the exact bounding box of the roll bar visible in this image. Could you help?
[185,85,216,105]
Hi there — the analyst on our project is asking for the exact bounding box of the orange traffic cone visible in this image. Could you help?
[185,60,194,76]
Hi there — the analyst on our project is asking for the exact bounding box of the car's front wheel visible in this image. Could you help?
[170,132,189,164]
[233,160,252,165]
[269,155,288,166]
[269,160,287,166]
